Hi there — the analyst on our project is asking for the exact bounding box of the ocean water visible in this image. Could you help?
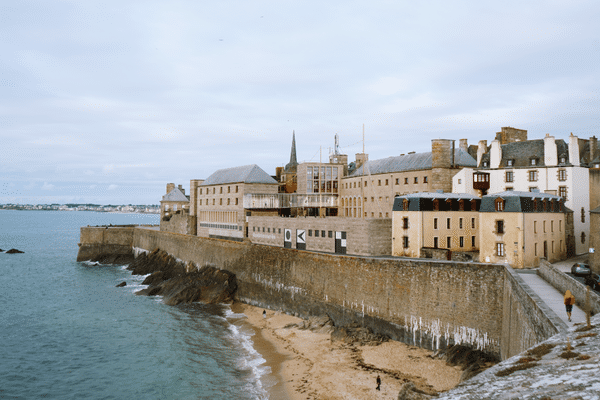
[0,210,270,400]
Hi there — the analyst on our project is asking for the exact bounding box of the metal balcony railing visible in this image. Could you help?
[243,193,338,209]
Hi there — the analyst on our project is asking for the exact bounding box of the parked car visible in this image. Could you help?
[571,262,591,277]
[584,273,600,291]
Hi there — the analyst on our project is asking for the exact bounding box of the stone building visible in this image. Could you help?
[454,129,599,256]
[591,206,600,273]
[195,164,278,240]
[160,184,192,234]
[340,139,477,219]
[479,191,569,268]
[391,192,480,259]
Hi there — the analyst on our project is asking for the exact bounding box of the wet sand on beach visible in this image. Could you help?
[235,302,463,399]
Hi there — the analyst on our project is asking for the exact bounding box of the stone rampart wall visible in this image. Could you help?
[76,226,136,261]
[77,226,566,360]
[538,258,600,314]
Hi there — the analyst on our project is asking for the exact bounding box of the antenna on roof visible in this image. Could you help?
[334,133,340,155]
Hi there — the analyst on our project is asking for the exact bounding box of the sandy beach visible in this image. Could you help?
[233,303,463,400]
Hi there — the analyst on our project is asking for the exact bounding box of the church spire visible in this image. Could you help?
[285,130,298,171]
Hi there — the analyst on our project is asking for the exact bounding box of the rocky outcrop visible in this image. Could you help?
[6,248,24,254]
[432,344,499,382]
[285,315,335,334]
[331,323,389,346]
[129,248,237,306]
[116,282,127,287]
[397,382,433,400]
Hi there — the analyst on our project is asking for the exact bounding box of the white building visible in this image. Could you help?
[454,131,597,256]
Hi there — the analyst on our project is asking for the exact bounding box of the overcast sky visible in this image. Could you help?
[2,1,599,205]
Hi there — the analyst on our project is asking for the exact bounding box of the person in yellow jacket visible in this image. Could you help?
[564,290,576,322]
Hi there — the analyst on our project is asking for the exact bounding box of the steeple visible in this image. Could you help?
[285,130,298,172]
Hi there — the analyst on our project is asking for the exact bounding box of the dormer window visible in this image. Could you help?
[495,198,505,212]
[459,199,465,211]
[402,199,409,211]
[433,199,440,211]
[560,157,566,164]
[482,162,488,167]
[530,158,538,166]
[507,159,514,166]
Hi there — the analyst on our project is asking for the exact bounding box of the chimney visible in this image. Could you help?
[490,140,502,169]
[431,139,453,169]
[569,133,580,166]
[459,138,468,152]
[477,140,487,167]
[544,134,557,166]
[166,183,175,194]
[178,184,185,195]
[590,136,598,162]
[355,153,368,169]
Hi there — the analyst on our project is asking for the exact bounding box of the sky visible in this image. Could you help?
[1,1,599,205]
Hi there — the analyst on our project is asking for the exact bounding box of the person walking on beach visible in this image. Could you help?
[564,290,576,322]
[376,375,381,391]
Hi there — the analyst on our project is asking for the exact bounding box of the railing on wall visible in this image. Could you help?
[243,193,338,209]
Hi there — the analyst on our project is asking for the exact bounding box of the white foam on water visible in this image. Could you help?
[224,307,272,400]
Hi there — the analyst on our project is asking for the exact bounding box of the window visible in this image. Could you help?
[459,200,465,211]
[386,212,389,217]
[552,241,554,253]
[506,187,513,191]
[505,171,513,182]
[267,228,270,233]
[414,177,418,184]
[458,179,462,184]
[385,179,389,186]
[530,158,538,166]
[228,186,231,193]
[528,170,538,182]
[213,188,216,194]
[507,159,514,166]
[403,199,409,211]
[423,176,428,183]
[582,207,586,223]
[559,186,567,200]
[404,178,408,184]
[433,199,440,211]
[446,218,451,229]
[472,236,476,247]
[459,218,463,229]
[558,170,567,181]
[403,236,409,248]
[495,198,505,211]
[543,221,546,233]
[497,243,505,256]
[551,221,554,232]
[308,230,312,237]
[434,218,438,229]
[278,228,281,234]
[253,226,256,232]
[460,237,464,247]
[235,198,239,205]
[212,199,215,205]
[328,231,333,238]
[396,178,399,185]
[364,181,367,187]
[199,188,203,195]
[529,187,538,192]
[447,237,451,248]
[378,180,381,186]
[582,232,586,244]
[220,187,223,194]
[315,230,319,237]
[321,230,325,237]
[559,220,562,232]
[560,157,566,164]
[496,220,504,234]
[471,218,476,229]
[534,221,537,233]
[236,186,239,193]
[483,162,488,167]
[534,243,537,256]
[433,237,439,248]
[403,217,409,229]
[220,198,223,205]
[227,198,230,205]
[371,212,374,217]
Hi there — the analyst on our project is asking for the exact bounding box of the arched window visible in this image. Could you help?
[433,199,440,211]
[459,199,465,211]
[495,198,505,212]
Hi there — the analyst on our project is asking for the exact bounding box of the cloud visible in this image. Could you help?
[42,182,55,190]
[107,184,118,191]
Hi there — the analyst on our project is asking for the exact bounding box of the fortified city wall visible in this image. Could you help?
[77,226,565,361]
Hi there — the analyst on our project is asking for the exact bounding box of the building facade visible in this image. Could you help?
[391,192,480,258]
[479,191,568,268]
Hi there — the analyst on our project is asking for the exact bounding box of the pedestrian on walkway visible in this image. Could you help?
[564,290,576,322]
[376,375,381,391]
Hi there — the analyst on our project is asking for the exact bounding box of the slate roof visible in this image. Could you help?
[349,149,476,177]
[479,139,570,168]
[480,191,569,213]
[392,192,480,212]
[201,164,278,186]
[161,187,189,202]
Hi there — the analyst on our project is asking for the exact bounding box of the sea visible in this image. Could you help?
[0,210,273,400]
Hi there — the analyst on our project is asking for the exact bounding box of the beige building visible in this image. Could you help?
[391,192,480,258]
[479,191,568,268]
[591,206,600,274]
[195,164,278,240]
[341,139,477,219]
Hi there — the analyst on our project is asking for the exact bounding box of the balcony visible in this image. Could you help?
[243,193,339,209]
[473,171,490,191]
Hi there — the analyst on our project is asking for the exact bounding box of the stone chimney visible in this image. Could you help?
[569,133,580,167]
[477,140,487,167]
[431,139,454,169]
[355,153,368,169]
[490,140,502,169]
[178,184,185,195]
[166,183,175,194]
[459,138,468,152]
[544,134,557,166]
[590,136,598,162]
